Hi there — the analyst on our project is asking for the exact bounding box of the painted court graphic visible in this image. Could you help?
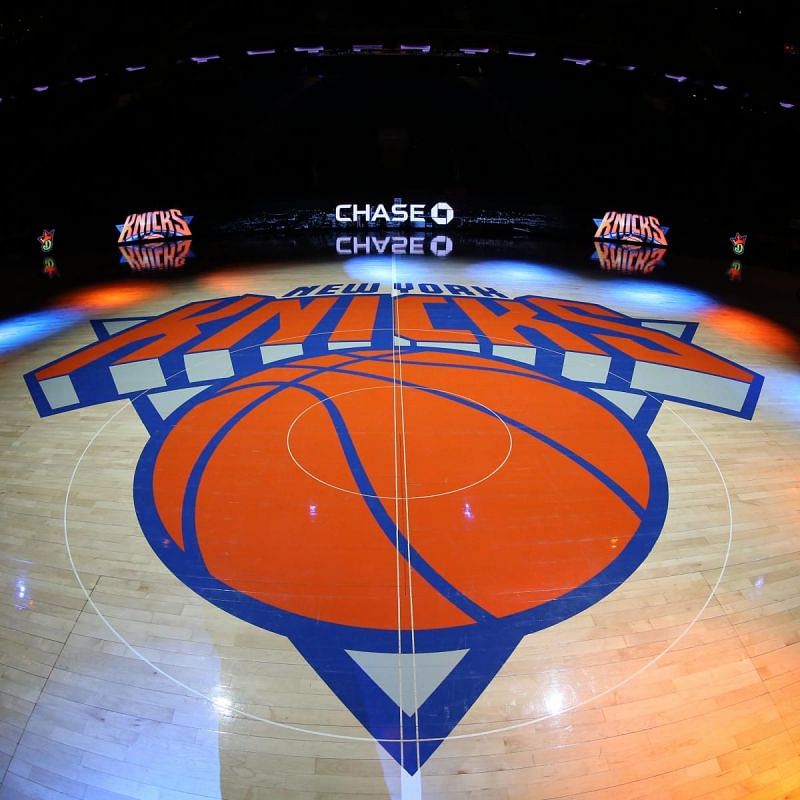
[25,288,763,774]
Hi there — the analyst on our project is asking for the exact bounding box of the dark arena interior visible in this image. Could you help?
[1,4,800,800]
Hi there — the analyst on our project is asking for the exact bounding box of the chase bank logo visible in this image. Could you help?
[335,201,455,226]
[430,201,454,225]
[335,234,453,257]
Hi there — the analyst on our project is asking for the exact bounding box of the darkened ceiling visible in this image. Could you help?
[1,1,797,88]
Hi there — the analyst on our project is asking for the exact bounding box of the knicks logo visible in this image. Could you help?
[116,208,193,243]
[593,210,670,246]
[25,288,762,773]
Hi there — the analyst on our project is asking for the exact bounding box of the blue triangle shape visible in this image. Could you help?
[294,636,521,774]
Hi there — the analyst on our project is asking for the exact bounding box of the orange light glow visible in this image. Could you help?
[54,282,163,313]
[702,307,800,358]
[199,266,288,294]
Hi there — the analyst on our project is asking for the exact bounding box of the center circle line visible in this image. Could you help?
[285,383,514,500]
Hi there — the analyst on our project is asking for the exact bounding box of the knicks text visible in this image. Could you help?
[593,210,669,246]
[116,208,193,243]
[27,291,761,420]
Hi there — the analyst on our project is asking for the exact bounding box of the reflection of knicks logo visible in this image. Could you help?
[25,290,762,774]
[119,239,193,271]
[594,210,669,246]
[593,241,667,273]
[116,208,193,243]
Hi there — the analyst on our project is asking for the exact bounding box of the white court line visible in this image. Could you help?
[393,256,424,787]
[60,325,736,748]
[402,768,422,800]
[285,385,512,500]
[390,256,407,779]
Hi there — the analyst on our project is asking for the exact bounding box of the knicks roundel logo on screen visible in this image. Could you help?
[25,286,763,773]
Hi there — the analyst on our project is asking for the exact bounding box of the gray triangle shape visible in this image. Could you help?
[346,649,468,715]
[148,385,210,419]
[101,319,148,335]
[591,388,647,418]
[641,321,687,337]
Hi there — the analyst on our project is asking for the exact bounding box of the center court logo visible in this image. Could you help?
[25,288,762,773]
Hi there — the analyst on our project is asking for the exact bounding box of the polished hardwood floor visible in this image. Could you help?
[1,253,799,799]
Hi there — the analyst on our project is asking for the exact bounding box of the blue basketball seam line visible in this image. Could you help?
[162,355,493,627]
[171,353,377,555]
[368,352,556,382]
[134,395,668,649]
[178,387,293,564]
[289,382,494,625]
[211,351,393,398]
[132,347,669,651]
[313,363,648,519]
[197,352,646,527]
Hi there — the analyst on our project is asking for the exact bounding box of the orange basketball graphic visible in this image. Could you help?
[149,349,650,631]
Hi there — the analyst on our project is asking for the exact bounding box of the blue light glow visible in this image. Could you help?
[125,65,147,72]
[400,44,431,53]
[191,55,220,64]
[344,256,441,284]
[665,73,688,83]
[602,280,718,315]
[0,308,83,357]
[508,50,537,57]
[15,577,30,610]
[563,57,592,66]
[464,259,565,284]
[246,49,276,56]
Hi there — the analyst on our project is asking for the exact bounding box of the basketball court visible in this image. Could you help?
[2,252,800,800]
